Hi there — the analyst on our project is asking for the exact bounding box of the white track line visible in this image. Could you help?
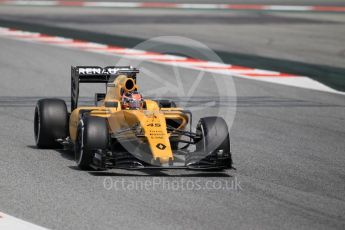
[264,5,313,11]
[0,212,48,230]
[0,26,343,95]
[4,1,58,6]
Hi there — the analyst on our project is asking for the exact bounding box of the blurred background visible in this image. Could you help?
[0,0,345,90]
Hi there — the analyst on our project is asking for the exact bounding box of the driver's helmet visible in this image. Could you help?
[122,91,144,109]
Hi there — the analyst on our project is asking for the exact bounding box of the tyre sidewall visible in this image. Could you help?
[34,98,68,148]
[75,116,108,170]
[197,116,230,155]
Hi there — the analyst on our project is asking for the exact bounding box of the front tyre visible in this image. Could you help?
[191,116,233,169]
[34,98,68,148]
[75,116,108,170]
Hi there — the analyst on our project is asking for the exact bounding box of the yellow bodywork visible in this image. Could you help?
[69,75,188,164]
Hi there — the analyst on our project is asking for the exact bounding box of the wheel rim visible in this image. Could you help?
[75,130,81,163]
[75,121,85,165]
[196,122,206,153]
[34,106,40,144]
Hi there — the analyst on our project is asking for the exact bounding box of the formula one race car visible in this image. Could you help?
[34,66,233,170]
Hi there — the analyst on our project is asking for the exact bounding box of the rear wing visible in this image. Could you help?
[71,66,139,111]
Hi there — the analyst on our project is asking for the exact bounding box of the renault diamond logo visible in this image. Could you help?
[156,143,166,150]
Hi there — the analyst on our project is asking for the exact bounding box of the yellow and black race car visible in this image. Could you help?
[34,66,233,170]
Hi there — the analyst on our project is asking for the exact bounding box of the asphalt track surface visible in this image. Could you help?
[0,2,345,230]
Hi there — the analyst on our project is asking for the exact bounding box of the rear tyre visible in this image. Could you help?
[193,116,232,169]
[75,116,108,170]
[34,98,68,148]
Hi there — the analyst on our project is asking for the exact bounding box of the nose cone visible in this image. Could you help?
[142,112,173,164]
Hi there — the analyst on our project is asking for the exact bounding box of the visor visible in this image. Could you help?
[129,99,143,109]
